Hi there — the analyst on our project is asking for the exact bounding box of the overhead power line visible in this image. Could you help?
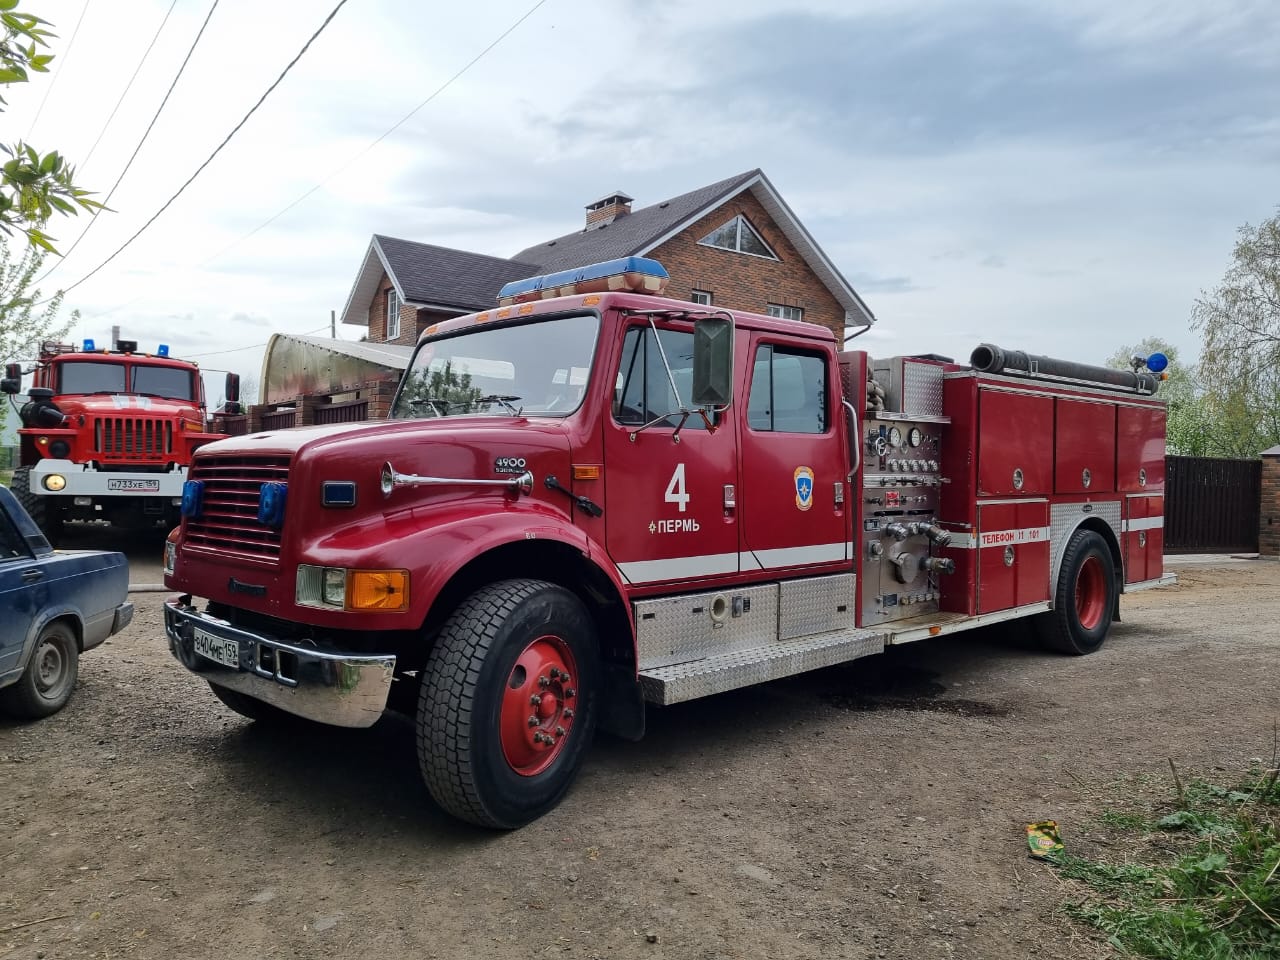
[37,0,218,285]
[79,0,181,174]
[24,0,90,140]
[37,0,351,307]
[186,324,332,357]
[76,0,548,324]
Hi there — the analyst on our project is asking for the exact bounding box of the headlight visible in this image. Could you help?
[43,474,66,491]
[296,564,409,612]
[163,540,177,576]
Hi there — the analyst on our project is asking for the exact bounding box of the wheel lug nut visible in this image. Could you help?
[539,675,550,688]
[530,694,542,706]
[563,708,574,719]
[528,715,539,727]
[555,725,566,737]
[565,687,576,699]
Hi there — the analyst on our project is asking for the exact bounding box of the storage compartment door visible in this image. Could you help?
[977,500,1051,613]
[1055,398,1116,494]
[977,390,1054,496]
[1117,405,1167,492]
[1125,494,1164,583]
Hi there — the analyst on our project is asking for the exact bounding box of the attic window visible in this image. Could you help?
[386,288,401,340]
[698,214,777,260]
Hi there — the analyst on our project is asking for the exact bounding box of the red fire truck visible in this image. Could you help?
[161,257,1170,828]
[2,338,235,543]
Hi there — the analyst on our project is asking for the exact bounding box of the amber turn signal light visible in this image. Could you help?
[346,569,410,611]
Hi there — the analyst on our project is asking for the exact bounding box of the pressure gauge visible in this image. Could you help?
[908,427,923,447]
[888,427,903,447]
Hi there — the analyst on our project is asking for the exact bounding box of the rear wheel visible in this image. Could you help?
[10,467,62,546]
[1036,530,1117,655]
[0,621,79,719]
[418,579,599,828]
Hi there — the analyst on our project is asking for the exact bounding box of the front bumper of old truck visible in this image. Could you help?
[164,596,395,728]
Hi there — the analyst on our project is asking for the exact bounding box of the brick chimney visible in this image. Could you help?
[585,191,633,230]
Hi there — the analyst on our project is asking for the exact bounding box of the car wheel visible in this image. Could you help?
[418,579,599,828]
[0,621,80,719]
[11,467,62,546]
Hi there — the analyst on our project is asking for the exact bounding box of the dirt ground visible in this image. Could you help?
[2,559,1278,960]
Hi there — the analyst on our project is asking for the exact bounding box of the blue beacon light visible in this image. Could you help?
[82,338,95,352]
[157,344,170,357]
[1146,352,1169,373]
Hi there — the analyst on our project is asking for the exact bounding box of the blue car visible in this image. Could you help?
[0,484,133,719]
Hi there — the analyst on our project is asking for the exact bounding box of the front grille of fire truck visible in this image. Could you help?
[185,455,291,562]
[94,416,173,461]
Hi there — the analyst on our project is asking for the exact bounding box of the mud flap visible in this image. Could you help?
[598,661,645,741]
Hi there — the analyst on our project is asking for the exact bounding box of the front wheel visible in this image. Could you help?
[1036,530,1117,655]
[418,579,599,828]
[0,621,80,719]
[10,467,62,546]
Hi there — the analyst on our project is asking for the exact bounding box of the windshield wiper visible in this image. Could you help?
[408,397,452,417]
[475,394,523,415]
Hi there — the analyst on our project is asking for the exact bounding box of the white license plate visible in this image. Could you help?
[108,478,160,492]
[193,628,240,669]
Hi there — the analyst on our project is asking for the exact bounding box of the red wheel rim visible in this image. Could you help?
[1075,555,1107,630]
[499,635,579,777]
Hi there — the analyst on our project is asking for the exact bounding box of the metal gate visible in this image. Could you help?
[1164,456,1261,553]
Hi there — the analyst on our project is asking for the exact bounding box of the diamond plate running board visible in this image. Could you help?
[639,628,885,705]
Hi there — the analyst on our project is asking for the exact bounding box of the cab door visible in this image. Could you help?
[738,338,850,573]
[603,320,740,588]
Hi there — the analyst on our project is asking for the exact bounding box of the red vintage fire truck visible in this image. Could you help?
[2,338,234,543]
[161,257,1170,828]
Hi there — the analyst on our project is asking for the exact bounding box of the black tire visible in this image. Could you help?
[418,579,599,829]
[11,466,62,546]
[207,681,298,724]
[0,621,79,719]
[1036,530,1117,655]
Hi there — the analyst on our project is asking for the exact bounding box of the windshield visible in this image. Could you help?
[58,361,127,394]
[391,313,599,419]
[132,365,195,401]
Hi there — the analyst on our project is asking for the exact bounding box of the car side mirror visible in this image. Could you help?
[225,372,240,404]
[691,316,734,408]
[0,378,18,395]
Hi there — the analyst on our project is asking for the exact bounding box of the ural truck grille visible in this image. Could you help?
[185,455,291,562]
[94,417,174,460]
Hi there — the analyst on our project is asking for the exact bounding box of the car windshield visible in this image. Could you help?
[58,361,127,394]
[132,365,194,400]
[391,313,599,419]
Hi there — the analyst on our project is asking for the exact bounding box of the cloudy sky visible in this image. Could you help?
[7,0,1278,401]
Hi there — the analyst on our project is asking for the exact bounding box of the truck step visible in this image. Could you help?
[638,628,885,706]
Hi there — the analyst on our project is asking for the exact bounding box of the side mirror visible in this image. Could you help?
[5,362,20,380]
[0,377,18,395]
[225,372,240,404]
[691,317,734,407]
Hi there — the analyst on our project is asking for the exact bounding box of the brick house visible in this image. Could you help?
[339,168,874,345]
[233,169,875,429]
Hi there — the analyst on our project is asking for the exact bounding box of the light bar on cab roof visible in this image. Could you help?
[496,256,670,306]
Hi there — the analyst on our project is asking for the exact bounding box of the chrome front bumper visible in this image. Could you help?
[164,596,395,728]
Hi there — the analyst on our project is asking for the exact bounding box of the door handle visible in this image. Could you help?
[22,569,43,583]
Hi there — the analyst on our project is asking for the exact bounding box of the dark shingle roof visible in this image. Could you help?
[511,169,761,272]
[375,235,541,310]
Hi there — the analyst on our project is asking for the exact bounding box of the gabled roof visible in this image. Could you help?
[339,236,541,326]
[342,169,874,328]
[514,171,761,271]
[513,169,873,325]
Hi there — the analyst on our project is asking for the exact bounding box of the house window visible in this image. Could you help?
[386,288,401,341]
[697,214,778,260]
[766,302,805,322]
[747,344,828,434]
[690,290,713,306]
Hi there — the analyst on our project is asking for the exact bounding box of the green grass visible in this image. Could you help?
[0,469,11,488]
[1056,762,1280,959]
